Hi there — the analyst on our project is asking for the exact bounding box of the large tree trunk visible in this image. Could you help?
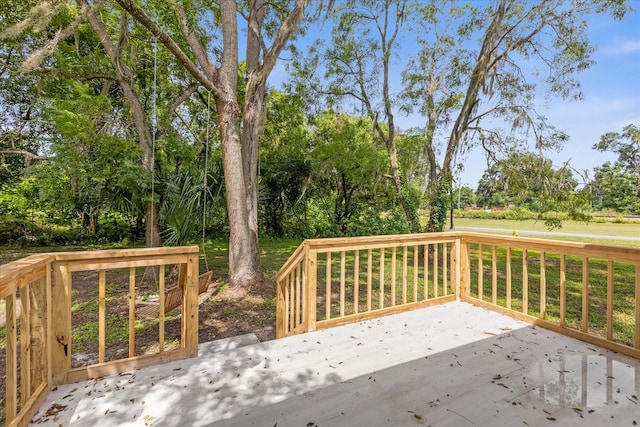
[240,0,267,275]
[219,1,262,287]
[370,0,420,234]
[218,98,262,286]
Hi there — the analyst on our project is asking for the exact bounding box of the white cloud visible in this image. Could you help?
[602,39,640,55]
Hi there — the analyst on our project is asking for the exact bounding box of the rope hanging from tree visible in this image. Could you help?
[150,35,210,272]
[201,89,211,271]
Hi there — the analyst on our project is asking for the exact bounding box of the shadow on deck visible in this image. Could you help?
[30,301,640,426]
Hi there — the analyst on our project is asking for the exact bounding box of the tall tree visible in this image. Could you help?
[590,162,640,214]
[591,124,640,214]
[114,0,311,287]
[294,0,421,233]
[424,0,628,231]
[0,0,53,187]
[4,1,202,251]
[593,124,640,196]
[476,151,589,227]
[296,0,629,233]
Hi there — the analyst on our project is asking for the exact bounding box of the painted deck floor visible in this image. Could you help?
[30,301,640,426]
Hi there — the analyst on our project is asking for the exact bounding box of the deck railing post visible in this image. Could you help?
[304,244,318,333]
[50,261,71,386]
[454,236,461,300]
[459,237,470,300]
[29,274,48,394]
[183,252,199,357]
[276,278,286,338]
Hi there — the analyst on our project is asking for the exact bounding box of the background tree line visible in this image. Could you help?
[0,0,636,287]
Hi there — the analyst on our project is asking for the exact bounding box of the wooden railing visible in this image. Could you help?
[276,232,461,337]
[461,233,640,360]
[276,232,640,362]
[0,246,200,427]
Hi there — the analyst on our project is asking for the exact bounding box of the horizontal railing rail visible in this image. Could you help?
[276,232,640,362]
[0,246,199,427]
[460,232,640,360]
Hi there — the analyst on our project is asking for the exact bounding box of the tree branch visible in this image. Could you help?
[112,0,221,98]
[167,82,200,119]
[79,73,117,81]
[259,0,310,83]
[0,149,49,161]
[175,4,217,79]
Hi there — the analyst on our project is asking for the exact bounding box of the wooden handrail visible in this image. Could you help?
[276,232,640,364]
[0,246,200,426]
[276,234,461,338]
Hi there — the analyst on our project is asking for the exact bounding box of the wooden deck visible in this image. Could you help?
[29,301,640,426]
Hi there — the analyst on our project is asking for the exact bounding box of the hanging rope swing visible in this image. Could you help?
[136,38,213,318]
[149,35,210,270]
[200,89,211,272]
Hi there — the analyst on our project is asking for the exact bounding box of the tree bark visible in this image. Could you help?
[217,1,262,286]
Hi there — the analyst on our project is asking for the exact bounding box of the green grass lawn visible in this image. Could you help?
[452,218,640,247]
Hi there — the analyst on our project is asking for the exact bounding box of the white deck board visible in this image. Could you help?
[30,301,640,426]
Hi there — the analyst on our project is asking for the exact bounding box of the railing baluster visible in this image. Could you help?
[380,248,385,309]
[413,245,419,302]
[402,246,408,304]
[354,250,360,315]
[6,292,17,423]
[289,271,295,331]
[326,252,332,321]
[129,267,136,357]
[478,244,483,301]
[296,266,302,327]
[20,284,31,406]
[158,266,165,353]
[340,251,346,317]
[492,245,497,304]
[635,262,640,349]
[506,247,512,310]
[607,260,614,341]
[391,247,397,306]
[443,243,448,296]
[582,258,589,333]
[433,244,438,298]
[540,252,546,319]
[424,244,429,299]
[99,269,107,362]
[522,249,528,315]
[301,261,307,326]
[560,255,566,328]
[284,276,290,334]
[367,249,372,311]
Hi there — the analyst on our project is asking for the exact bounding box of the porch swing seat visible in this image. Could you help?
[136,271,213,319]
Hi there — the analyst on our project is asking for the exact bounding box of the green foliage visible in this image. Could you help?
[589,162,640,214]
[590,124,640,215]
[425,177,451,233]
[259,91,313,237]
[452,185,477,209]
[474,150,591,227]
[309,113,395,235]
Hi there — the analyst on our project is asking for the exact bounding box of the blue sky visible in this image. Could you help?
[402,7,640,188]
[269,2,640,189]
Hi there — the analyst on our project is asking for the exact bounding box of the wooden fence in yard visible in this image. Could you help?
[276,232,640,362]
[0,246,199,427]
